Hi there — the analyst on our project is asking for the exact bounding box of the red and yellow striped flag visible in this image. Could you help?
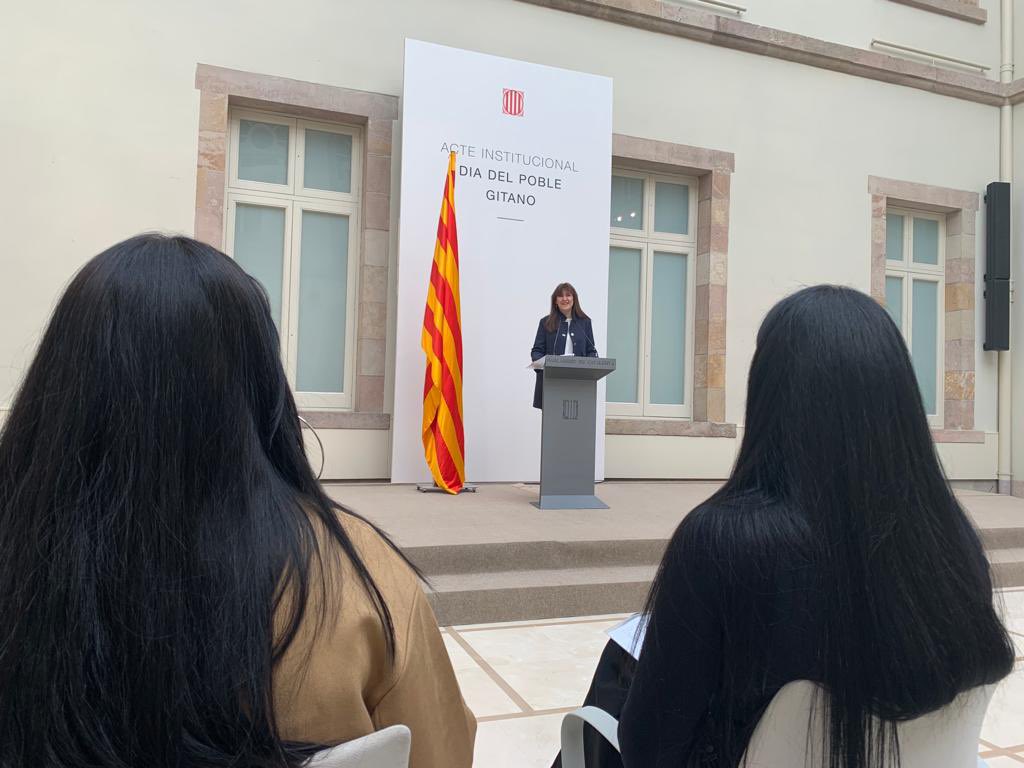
[421,151,465,494]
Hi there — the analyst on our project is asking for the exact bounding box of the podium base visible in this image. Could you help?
[532,494,609,510]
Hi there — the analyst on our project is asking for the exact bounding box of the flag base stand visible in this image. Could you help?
[415,482,478,494]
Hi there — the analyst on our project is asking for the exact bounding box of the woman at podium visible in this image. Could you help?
[530,282,599,408]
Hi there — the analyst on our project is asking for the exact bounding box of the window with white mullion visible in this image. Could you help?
[884,208,944,425]
[295,118,362,204]
[607,238,646,416]
[607,168,697,418]
[650,174,693,243]
[910,276,942,424]
[226,108,362,410]
[225,192,293,344]
[285,199,360,409]
[229,110,296,195]
[610,170,647,236]
[642,243,693,418]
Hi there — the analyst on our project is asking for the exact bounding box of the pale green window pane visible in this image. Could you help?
[913,218,940,265]
[304,129,352,193]
[886,214,904,262]
[911,280,939,415]
[607,247,642,403]
[654,182,689,235]
[885,276,903,331]
[650,252,687,405]
[238,120,289,184]
[611,176,643,230]
[233,204,285,327]
[296,212,350,393]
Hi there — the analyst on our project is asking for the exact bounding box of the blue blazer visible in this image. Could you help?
[530,315,599,409]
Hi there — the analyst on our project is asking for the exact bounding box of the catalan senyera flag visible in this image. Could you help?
[421,151,465,494]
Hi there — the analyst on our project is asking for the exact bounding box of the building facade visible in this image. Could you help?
[2,0,1022,491]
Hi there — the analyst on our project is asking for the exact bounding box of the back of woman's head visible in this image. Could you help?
[719,285,1013,766]
[739,284,942,504]
[0,234,392,767]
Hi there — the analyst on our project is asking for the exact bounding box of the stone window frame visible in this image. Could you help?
[606,135,736,438]
[194,64,394,429]
[868,175,982,444]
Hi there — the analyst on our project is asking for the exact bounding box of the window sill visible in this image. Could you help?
[299,410,391,430]
[931,429,985,444]
[606,418,736,438]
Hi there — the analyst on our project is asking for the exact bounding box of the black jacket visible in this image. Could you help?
[619,502,823,767]
[530,315,598,409]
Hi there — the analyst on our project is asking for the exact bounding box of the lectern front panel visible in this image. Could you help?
[534,356,615,509]
[540,375,598,496]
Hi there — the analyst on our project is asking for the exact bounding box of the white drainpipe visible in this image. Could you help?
[998,0,1013,494]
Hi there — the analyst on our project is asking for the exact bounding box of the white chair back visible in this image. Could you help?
[560,705,621,768]
[742,681,996,768]
[305,725,411,768]
[560,681,996,768]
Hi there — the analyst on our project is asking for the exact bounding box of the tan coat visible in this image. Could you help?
[273,514,476,767]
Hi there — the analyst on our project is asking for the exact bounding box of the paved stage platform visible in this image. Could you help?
[324,482,1024,626]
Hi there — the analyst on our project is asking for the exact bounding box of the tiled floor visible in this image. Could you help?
[444,588,1024,768]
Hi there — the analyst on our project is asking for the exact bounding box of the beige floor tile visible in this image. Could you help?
[1009,632,1024,660]
[443,633,484,674]
[456,605,1024,760]
[442,634,523,718]
[452,613,632,633]
[998,591,1024,636]
[982,667,1024,749]
[457,621,619,710]
[473,712,563,768]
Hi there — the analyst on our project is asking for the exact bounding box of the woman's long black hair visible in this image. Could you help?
[0,234,406,767]
[644,285,1014,768]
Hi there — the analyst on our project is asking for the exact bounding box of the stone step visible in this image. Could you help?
[980,528,1024,550]
[990,548,1024,590]
[426,565,656,626]
[335,481,1024,627]
[409,529,1024,577]
[425,544,1024,627]
[405,538,666,574]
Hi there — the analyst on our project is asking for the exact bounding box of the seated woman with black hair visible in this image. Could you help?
[557,285,1014,768]
[0,234,476,768]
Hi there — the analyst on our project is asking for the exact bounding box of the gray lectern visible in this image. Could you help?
[529,355,616,509]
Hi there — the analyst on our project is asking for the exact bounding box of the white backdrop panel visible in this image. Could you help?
[392,40,612,483]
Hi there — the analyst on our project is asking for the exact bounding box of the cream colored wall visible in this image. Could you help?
[305,429,391,481]
[743,0,998,72]
[1015,0,1024,73]
[606,434,739,479]
[937,433,1001,479]
[594,33,1000,437]
[0,0,1004,480]
[605,429,995,481]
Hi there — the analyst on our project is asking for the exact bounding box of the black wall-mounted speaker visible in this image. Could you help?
[984,182,1010,351]
[986,182,1010,279]
[984,279,1010,351]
